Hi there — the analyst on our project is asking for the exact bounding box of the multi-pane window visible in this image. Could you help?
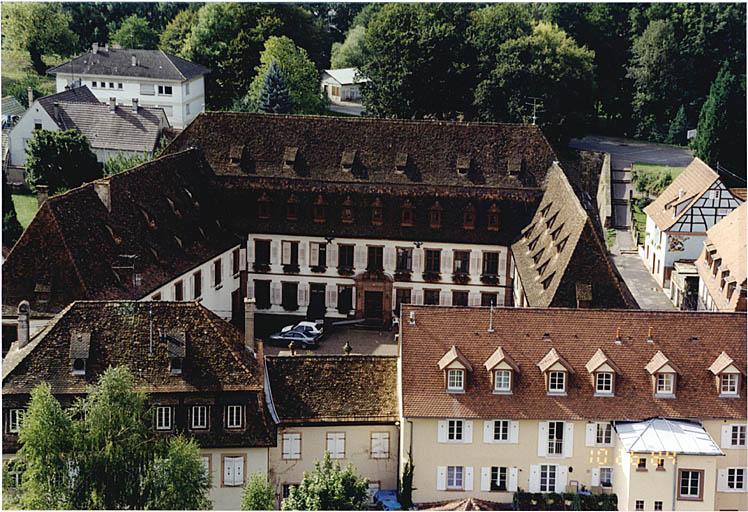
[549,371,566,393]
[255,240,271,265]
[481,293,498,307]
[540,465,556,492]
[447,466,464,490]
[482,252,500,275]
[600,467,613,487]
[453,251,470,273]
[721,374,739,395]
[174,280,183,301]
[731,425,746,446]
[213,259,222,287]
[326,432,345,459]
[494,370,511,392]
[493,420,509,441]
[396,248,412,272]
[491,466,508,491]
[155,406,172,430]
[367,246,384,271]
[191,405,208,430]
[310,242,327,268]
[226,405,243,429]
[232,248,241,275]
[447,419,464,441]
[547,421,564,455]
[447,369,464,392]
[635,500,644,511]
[193,270,202,298]
[7,409,24,433]
[395,288,411,314]
[338,244,354,269]
[656,373,674,394]
[452,291,468,306]
[679,470,702,499]
[371,432,390,459]
[281,241,299,266]
[282,433,301,460]
[596,372,613,394]
[728,468,745,490]
[654,501,663,511]
[157,85,173,96]
[338,285,353,314]
[596,423,612,445]
[424,289,440,305]
[425,249,441,273]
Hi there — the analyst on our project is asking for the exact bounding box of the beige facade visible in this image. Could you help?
[200,447,268,510]
[269,424,399,506]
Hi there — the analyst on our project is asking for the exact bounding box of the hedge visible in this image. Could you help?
[513,492,618,511]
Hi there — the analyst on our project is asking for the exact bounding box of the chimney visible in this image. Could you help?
[614,327,622,345]
[53,101,60,121]
[131,98,139,113]
[256,340,264,363]
[244,297,256,353]
[109,97,116,112]
[92,42,98,54]
[131,55,137,67]
[27,87,33,107]
[36,185,48,206]
[17,301,30,349]
[93,179,111,212]
[646,326,654,343]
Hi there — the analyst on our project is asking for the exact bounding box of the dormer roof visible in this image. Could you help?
[483,346,519,372]
[165,330,186,358]
[708,351,744,375]
[438,345,473,372]
[537,348,574,374]
[645,350,681,375]
[69,331,91,359]
[585,348,621,374]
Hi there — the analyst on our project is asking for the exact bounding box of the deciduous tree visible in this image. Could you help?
[331,26,366,69]
[159,8,197,56]
[241,473,276,510]
[282,452,369,511]
[110,14,158,49]
[25,130,101,195]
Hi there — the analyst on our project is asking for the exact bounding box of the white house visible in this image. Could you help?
[8,86,169,166]
[321,68,368,103]
[642,158,742,288]
[48,44,210,129]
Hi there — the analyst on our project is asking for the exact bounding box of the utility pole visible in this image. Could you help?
[525,97,545,125]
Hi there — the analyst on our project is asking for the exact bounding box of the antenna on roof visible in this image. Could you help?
[525,97,544,125]
[487,303,495,333]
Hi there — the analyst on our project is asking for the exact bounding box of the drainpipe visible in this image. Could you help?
[671,455,678,511]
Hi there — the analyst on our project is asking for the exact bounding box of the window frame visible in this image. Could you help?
[213,259,222,287]
[490,466,508,491]
[446,465,464,490]
[493,420,510,442]
[191,405,209,430]
[727,467,745,490]
[155,405,172,431]
[595,372,614,395]
[539,464,557,493]
[193,270,202,299]
[453,250,470,274]
[596,423,613,446]
[720,373,739,396]
[548,371,566,394]
[447,369,465,392]
[494,369,512,393]
[7,409,24,434]
[447,419,464,442]
[221,454,245,487]
[731,425,746,447]
[282,432,302,460]
[370,431,390,459]
[656,372,675,395]
[547,421,564,455]
[225,405,244,430]
[635,500,644,511]
[424,249,441,273]
[325,432,346,459]
[599,467,613,487]
[677,469,704,501]
[482,252,500,276]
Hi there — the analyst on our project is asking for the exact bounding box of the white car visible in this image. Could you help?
[280,321,324,337]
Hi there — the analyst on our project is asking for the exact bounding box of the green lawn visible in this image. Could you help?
[631,162,686,178]
[1,48,61,104]
[12,194,38,229]
[631,203,647,246]
[605,228,617,249]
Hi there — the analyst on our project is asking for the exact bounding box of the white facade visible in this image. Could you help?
[7,101,58,166]
[200,447,268,510]
[56,74,205,129]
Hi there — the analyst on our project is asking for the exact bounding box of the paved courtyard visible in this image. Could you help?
[263,325,398,357]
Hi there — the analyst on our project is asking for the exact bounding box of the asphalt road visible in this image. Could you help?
[569,135,694,170]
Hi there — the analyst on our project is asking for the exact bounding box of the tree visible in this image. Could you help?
[144,437,211,510]
[242,473,276,510]
[3,173,23,248]
[351,4,384,29]
[282,453,369,511]
[398,456,414,509]
[103,152,152,177]
[331,26,366,69]
[159,9,197,55]
[110,14,158,49]
[25,130,101,195]
[255,61,293,114]
[245,36,326,114]
[474,21,596,142]
[665,105,688,146]
[2,3,78,74]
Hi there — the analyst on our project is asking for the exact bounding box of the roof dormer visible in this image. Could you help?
[438,346,472,393]
[456,155,471,176]
[341,149,357,172]
[70,331,91,376]
[283,146,299,172]
[708,351,744,398]
[164,330,186,376]
[395,152,408,173]
[645,351,680,398]
[537,348,573,396]
[585,349,621,396]
[484,347,519,394]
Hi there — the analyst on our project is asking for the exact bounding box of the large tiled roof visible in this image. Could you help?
[51,100,167,153]
[400,305,746,420]
[2,149,239,313]
[2,96,25,117]
[36,85,99,114]
[48,48,210,81]
[264,355,398,424]
[511,164,635,308]
[164,112,558,187]
[643,158,718,230]
[696,202,747,310]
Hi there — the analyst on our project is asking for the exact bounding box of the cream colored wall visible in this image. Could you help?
[705,420,748,511]
[269,424,399,501]
[622,452,676,511]
[201,447,268,510]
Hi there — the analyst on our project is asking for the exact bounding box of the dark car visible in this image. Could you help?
[267,328,321,349]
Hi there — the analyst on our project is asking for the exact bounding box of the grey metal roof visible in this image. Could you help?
[48,48,210,81]
[2,96,26,117]
[37,86,100,117]
[614,418,723,455]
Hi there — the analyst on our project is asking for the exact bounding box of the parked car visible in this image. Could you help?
[280,320,324,338]
[268,328,321,349]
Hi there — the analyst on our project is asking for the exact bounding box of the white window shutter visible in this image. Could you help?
[293,435,301,458]
[271,240,280,264]
[247,240,254,264]
[464,421,473,443]
[413,288,424,305]
[468,292,481,306]
[586,423,597,447]
[298,242,306,267]
[384,246,396,271]
[510,421,520,444]
[508,467,518,492]
[224,458,233,485]
[564,423,574,458]
[282,435,290,458]
[328,243,338,267]
[413,249,423,273]
[591,467,600,486]
[271,281,282,305]
[470,251,480,274]
[436,466,447,491]
[326,288,337,308]
[480,467,490,491]
[310,243,319,267]
[556,465,568,493]
[235,457,244,485]
[437,421,447,443]
[464,466,474,491]
[354,245,365,269]
[440,290,451,306]
[281,241,290,265]
[529,465,540,492]
[441,250,450,273]
[483,420,494,443]
[247,280,255,301]
[538,422,548,457]
[721,425,732,448]
[717,469,727,492]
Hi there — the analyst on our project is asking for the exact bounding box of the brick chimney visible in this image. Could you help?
[131,98,139,113]
[93,179,111,212]
[27,87,33,107]
[109,97,116,112]
[244,297,256,354]
[36,185,48,207]
[17,301,30,349]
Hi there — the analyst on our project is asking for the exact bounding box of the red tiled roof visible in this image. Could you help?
[400,305,746,420]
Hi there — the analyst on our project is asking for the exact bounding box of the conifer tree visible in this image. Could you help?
[693,63,734,168]
[665,105,688,146]
[257,61,293,114]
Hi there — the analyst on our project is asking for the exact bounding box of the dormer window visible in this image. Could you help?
[484,346,519,394]
[721,374,739,395]
[447,369,465,392]
[286,195,299,221]
[487,204,500,232]
[313,195,327,224]
[656,373,674,395]
[537,348,573,396]
[549,371,566,393]
[494,370,511,392]
[708,351,743,397]
[341,149,357,172]
[170,357,183,375]
[395,152,408,173]
[372,198,384,225]
[438,345,472,393]
[463,204,476,230]
[164,331,186,376]
[401,200,414,227]
[429,202,442,229]
[586,349,620,397]
[456,156,471,176]
[595,372,613,395]
[72,358,86,376]
[70,332,91,376]
[341,196,354,224]
[646,351,679,397]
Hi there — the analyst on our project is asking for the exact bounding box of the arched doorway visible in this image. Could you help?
[353,271,393,326]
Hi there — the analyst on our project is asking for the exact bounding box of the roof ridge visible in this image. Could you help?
[402,303,746,317]
[159,49,187,81]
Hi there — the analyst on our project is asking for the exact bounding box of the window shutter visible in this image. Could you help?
[564,423,574,458]
[298,282,308,306]
[271,282,282,305]
[721,425,732,448]
[354,245,366,269]
[464,420,473,444]
[247,240,254,264]
[717,469,727,492]
[326,434,334,454]
[328,243,338,267]
[413,249,423,273]
[298,242,306,267]
[224,458,233,486]
[441,251,450,274]
[591,467,600,486]
[464,466,474,491]
[468,292,481,306]
[483,420,494,444]
[480,467,490,491]
[470,251,480,275]
[247,280,255,301]
[271,240,280,264]
[436,466,447,491]
[282,435,290,458]
[440,290,451,306]
[326,288,337,308]
[235,457,244,485]
[413,289,424,305]
[529,465,540,492]
[310,243,319,267]
[384,247,396,271]
[292,435,301,458]
[437,421,447,443]
[556,465,568,493]
[537,422,548,457]
[508,467,518,492]
[282,242,291,265]
[510,421,520,444]
[586,423,597,447]
[338,434,345,457]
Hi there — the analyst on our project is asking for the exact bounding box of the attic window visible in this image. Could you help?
[540,203,552,217]
[528,235,540,252]
[341,150,357,172]
[164,331,186,376]
[456,156,471,176]
[286,194,299,221]
[541,273,555,290]
[401,200,414,227]
[395,152,408,173]
[341,196,354,224]
[532,249,544,265]
[487,204,500,232]
[447,369,465,391]
[70,332,91,376]
[72,358,87,375]
[550,226,563,241]
[283,146,299,170]
[257,193,271,220]
[507,157,522,175]
[463,204,476,230]
[546,212,558,230]
[313,195,327,224]
[537,259,550,276]
[229,144,244,164]
[429,202,443,229]
[170,357,183,375]
[556,236,568,253]
[371,197,384,226]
